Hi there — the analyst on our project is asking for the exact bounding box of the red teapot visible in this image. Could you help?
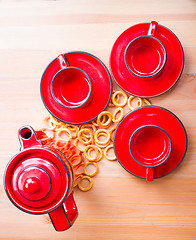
[4,126,80,231]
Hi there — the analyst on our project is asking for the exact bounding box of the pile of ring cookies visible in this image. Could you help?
[40,90,152,191]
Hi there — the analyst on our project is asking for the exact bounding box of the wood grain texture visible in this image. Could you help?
[0,0,196,239]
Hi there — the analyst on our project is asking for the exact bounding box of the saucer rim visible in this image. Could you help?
[40,51,113,125]
[110,22,185,98]
[113,105,188,179]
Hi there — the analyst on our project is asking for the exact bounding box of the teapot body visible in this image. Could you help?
[4,126,79,231]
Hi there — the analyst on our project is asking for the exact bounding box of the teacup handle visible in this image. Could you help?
[147,21,158,36]
[146,167,154,181]
[48,192,78,231]
[57,54,70,69]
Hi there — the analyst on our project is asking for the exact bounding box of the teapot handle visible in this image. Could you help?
[18,126,42,151]
[48,192,78,231]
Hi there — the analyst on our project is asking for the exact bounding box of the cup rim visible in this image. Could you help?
[51,67,93,109]
[124,35,167,79]
[129,124,172,168]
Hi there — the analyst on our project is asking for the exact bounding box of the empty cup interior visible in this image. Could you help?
[130,125,171,167]
[125,36,166,77]
[51,67,92,108]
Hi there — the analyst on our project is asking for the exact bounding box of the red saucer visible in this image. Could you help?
[41,51,112,124]
[110,22,184,97]
[114,106,187,179]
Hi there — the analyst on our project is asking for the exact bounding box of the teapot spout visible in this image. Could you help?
[18,126,42,151]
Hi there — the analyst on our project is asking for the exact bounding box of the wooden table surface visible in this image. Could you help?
[0,0,196,239]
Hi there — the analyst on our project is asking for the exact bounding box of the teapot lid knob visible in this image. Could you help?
[23,177,41,194]
[17,167,52,201]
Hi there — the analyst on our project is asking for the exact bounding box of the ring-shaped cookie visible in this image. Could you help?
[97,111,113,128]
[84,162,98,177]
[112,107,125,123]
[94,129,110,145]
[78,128,93,145]
[104,144,117,161]
[57,128,72,141]
[78,175,93,191]
[112,91,128,107]
[84,145,99,161]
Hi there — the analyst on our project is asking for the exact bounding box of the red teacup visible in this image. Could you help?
[51,54,93,109]
[129,125,171,181]
[125,21,167,78]
[4,126,80,231]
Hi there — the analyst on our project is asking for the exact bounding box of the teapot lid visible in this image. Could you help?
[4,126,71,214]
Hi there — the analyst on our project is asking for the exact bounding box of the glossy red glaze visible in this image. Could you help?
[4,126,78,231]
[58,54,69,69]
[51,54,92,109]
[41,51,112,124]
[114,106,187,179]
[17,168,51,201]
[110,21,184,97]
[63,192,78,225]
[130,125,171,166]
[11,155,62,209]
[23,176,41,194]
[49,192,78,231]
[147,21,158,36]
[146,167,154,182]
[19,127,42,150]
[130,125,171,181]
[125,36,166,77]
[52,67,91,108]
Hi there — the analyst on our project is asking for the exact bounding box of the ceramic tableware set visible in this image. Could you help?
[4,21,187,231]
